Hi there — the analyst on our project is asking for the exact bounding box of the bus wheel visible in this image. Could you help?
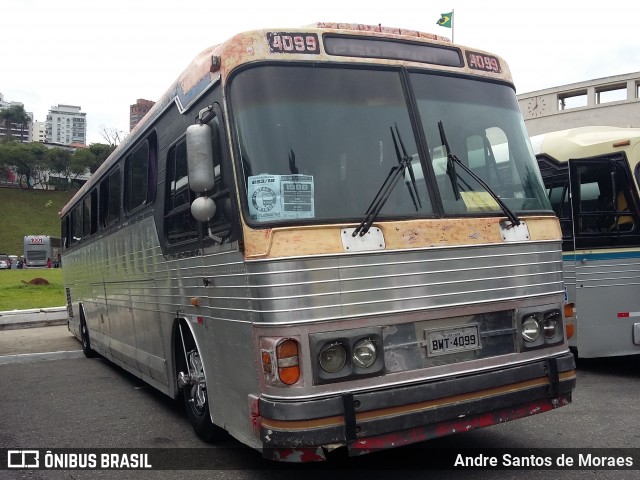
[80,318,96,358]
[177,333,224,443]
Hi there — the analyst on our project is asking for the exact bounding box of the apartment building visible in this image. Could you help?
[130,98,155,131]
[46,104,87,145]
[0,92,33,142]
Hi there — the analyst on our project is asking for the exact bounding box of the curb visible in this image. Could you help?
[0,306,67,331]
[0,350,84,365]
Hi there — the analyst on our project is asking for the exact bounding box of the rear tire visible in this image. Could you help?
[80,318,96,358]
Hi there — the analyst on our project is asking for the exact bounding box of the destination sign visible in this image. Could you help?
[466,51,501,73]
[267,32,320,54]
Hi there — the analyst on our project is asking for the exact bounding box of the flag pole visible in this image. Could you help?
[451,8,455,43]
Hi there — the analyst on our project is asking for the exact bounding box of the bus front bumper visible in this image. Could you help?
[257,353,576,462]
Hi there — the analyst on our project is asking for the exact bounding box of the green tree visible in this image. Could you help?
[0,142,23,176]
[47,147,73,189]
[88,143,115,173]
[13,142,51,189]
[0,104,31,142]
[69,148,95,179]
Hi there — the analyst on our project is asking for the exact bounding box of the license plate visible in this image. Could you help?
[425,325,481,357]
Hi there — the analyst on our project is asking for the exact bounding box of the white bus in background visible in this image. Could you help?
[23,235,61,268]
[534,126,640,358]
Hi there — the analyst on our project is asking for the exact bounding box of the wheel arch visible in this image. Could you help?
[172,317,210,397]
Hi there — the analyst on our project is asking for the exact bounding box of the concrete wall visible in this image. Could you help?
[518,72,640,136]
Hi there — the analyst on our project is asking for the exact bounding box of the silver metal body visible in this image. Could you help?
[563,252,640,357]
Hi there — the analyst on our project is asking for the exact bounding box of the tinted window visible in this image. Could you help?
[125,141,149,212]
[99,168,121,228]
[165,139,198,244]
[164,116,233,247]
[71,205,83,244]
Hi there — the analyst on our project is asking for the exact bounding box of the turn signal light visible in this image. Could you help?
[565,323,575,339]
[563,303,575,339]
[276,339,300,385]
[564,303,575,318]
[261,350,272,374]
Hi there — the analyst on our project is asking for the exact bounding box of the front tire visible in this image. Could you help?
[178,328,224,443]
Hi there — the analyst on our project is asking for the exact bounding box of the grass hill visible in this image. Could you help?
[0,187,77,256]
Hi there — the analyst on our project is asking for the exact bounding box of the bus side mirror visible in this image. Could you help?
[186,123,217,222]
[186,123,216,193]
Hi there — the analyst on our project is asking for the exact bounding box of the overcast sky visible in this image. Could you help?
[2,0,639,144]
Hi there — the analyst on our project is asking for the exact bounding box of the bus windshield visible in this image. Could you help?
[411,72,550,214]
[230,65,550,225]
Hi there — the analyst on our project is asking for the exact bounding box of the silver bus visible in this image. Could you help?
[60,23,575,462]
[23,235,60,268]
[535,126,640,358]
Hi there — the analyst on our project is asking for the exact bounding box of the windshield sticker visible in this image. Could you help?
[460,191,499,211]
[248,174,314,221]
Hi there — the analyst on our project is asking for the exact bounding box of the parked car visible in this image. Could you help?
[0,260,8,270]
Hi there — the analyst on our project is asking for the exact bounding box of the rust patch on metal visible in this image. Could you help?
[350,393,572,454]
[267,447,326,462]
[243,217,561,259]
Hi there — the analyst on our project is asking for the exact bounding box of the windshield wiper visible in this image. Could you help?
[392,123,422,212]
[353,125,421,237]
[437,120,521,227]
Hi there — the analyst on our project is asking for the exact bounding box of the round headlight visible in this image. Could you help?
[543,313,560,339]
[353,339,378,369]
[522,316,540,343]
[319,342,347,373]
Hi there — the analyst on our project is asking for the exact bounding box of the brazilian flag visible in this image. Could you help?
[436,12,453,28]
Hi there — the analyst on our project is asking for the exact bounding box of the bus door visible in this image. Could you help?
[538,156,577,345]
[568,155,640,357]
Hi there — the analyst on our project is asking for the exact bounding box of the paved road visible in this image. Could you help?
[0,324,79,355]
[0,325,639,479]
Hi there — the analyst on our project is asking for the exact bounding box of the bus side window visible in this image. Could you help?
[207,116,234,239]
[612,190,635,231]
[124,132,157,214]
[611,164,638,232]
[164,115,234,247]
[209,117,233,227]
[62,216,70,249]
[124,141,149,213]
[575,159,639,237]
[82,191,98,238]
[100,168,121,229]
[165,139,199,245]
[71,205,83,244]
[548,182,572,238]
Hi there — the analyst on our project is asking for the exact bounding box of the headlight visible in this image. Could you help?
[310,328,384,384]
[353,339,377,368]
[319,342,347,373]
[522,316,540,343]
[542,310,562,340]
[543,313,560,339]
